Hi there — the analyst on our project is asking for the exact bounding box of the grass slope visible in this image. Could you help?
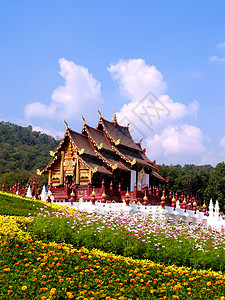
[0,192,225,299]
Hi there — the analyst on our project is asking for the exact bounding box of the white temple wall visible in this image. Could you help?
[130,170,136,191]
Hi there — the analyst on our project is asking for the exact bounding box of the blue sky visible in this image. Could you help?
[1,0,225,166]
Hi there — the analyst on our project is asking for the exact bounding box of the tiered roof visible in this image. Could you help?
[68,129,112,175]
[41,113,164,181]
[98,117,141,151]
[82,124,130,171]
[97,115,155,170]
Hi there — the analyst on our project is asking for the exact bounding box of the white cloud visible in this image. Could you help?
[32,125,64,139]
[107,58,214,165]
[108,58,167,100]
[219,137,225,147]
[199,150,218,166]
[24,102,54,119]
[209,56,225,62]
[116,94,199,142]
[108,58,199,135]
[146,124,206,165]
[24,58,103,121]
[217,42,225,49]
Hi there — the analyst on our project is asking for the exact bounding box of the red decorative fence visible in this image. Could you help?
[2,179,200,212]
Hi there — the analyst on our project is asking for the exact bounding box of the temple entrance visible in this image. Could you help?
[65,175,73,186]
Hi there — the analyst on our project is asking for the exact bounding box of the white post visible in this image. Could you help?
[209,198,214,217]
[130,170,136,191]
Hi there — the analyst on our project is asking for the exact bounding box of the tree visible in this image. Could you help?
[205,162,225,211]
[0,171,30,191]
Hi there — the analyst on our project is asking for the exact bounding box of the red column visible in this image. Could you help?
[87,181,91,196]
[133,183,137,200]
[118,182,122,200]
[32,181,37,199]
[101,179,105,195]
[156,187,159,203]
[148,186,152,202]
[110,181,113,198]
[17,181,21,195]
[169,190,172,202]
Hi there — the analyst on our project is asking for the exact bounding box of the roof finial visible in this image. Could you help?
[139,138,143,144]
[82,115,86,125]
[127,122,130,127]
[98,109,102,118]
[112,108,117,123]
[64,119,68,130]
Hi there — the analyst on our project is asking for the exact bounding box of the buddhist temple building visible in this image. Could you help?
[38,111,164,192]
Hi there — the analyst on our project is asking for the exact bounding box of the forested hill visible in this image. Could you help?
[1,121,225,211]
[0,121,59,175]
[158,163,225,212]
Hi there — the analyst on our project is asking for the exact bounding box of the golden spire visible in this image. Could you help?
[112,109,117,123]
[172,194,176,203]
[82,115,86,125]
[143,191,148,201]
[98,109,102,118]
[101,189,106,198]
[91,187,96,197]
[125,187,130,198]
[64,119,68,130]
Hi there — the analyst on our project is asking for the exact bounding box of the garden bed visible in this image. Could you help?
[0,192,225,299]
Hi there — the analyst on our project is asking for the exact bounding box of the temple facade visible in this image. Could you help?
[38,112,164,191]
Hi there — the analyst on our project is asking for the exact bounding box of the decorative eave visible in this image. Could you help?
[140,152,155,168]
[38,154,60,174]
[111,144,133,165]
[83,128,117,171]
[82,123,115,153]
[52,129,69,155]
[40,128,81,175]
[97,117,118,146]
[93,147,130,171]
[151,170,166,182]
[78,155,112,175]
[82,124,102,151]
[67,129,85,154]
[98,116,143,152]
[94,149,116,170]
[77,155,95,172]
[82,123,131,172]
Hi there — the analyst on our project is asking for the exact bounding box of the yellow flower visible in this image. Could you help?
[21,286,27,291]
[66,292,74,299]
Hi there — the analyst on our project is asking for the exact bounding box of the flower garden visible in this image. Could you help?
[0,191,225,299]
